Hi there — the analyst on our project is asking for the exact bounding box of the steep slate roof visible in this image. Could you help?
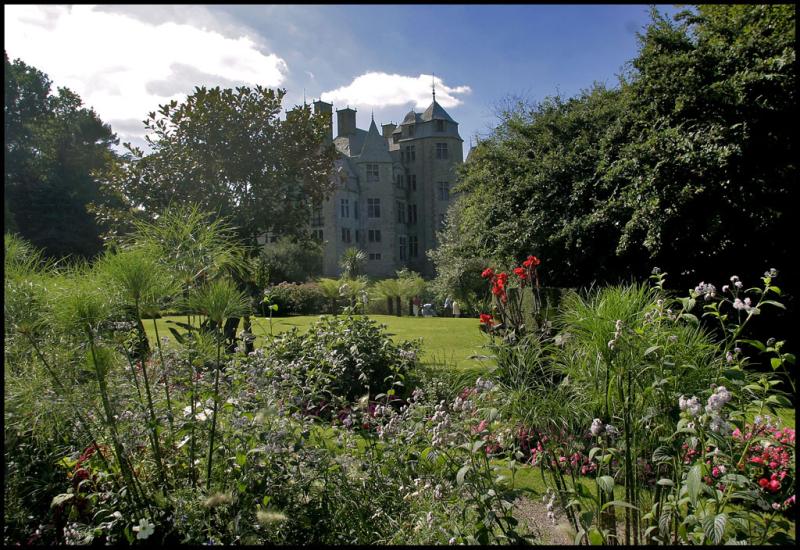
[421,100,455,122]
[357,119,392,162]
[399,109,422,126]
[333,128,367,157]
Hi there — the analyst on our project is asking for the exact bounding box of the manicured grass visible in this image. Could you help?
[144,313,490,369]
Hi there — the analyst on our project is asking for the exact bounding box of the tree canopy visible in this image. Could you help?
[435,5,795,297]
[4,52,119,259]
[93,86,338,249]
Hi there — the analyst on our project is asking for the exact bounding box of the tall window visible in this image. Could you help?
[405,145,415,162]
[366,164,379,182]
[397,201,406,223]
[341,228,351,243]
[367,198,381,218]
[407,174,416,191]
[392,134,400,144]
[340,198,350,218]
[354,201,359,219]
[435,143,449,159]
[436,119,445,132]
[368,229,382,243]
[406,125,415,138]
[396,174,405,189]
[409,236,419,258]
[437,182,450,201]
[407,203,417,224]
[399,236,407,261]
[312,229,324,242]
[311,206,323,227]
[355,229,361,243]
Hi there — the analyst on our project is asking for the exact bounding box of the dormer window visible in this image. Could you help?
[366,164,379,182]
[406,125,415,138]
[436,120,445,132]
[392,134,399,144]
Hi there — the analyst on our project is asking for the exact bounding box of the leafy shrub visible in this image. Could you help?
[263,282,325,316]
[265,313,419,402]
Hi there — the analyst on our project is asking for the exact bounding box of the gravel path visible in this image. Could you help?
[514,496,575,545]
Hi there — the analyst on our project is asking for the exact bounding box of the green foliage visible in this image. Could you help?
[93,86,338,247]
[259,236,323,284]
[338,247,366,279]
[5,52,119,259]
[265,314,419,402]
[263,282,325,316]
[438,5,796,295]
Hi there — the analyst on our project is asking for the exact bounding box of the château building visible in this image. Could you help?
[309,93,463,278]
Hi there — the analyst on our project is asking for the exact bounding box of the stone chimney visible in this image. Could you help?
[336,107,357,137]
[381,122,396,138]
[313,100,333,141]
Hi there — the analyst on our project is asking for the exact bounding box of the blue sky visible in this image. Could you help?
[5,4,685,155]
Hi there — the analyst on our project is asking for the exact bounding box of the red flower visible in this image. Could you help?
[479,314,495,326]
[768,479,781,492]
[481,267,495,279]
[522,255,541,268]
[513,267,527,280]
[758,478,769,488]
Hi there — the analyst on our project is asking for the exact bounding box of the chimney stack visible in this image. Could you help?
[313,100,333,141]
[336,107,357,137]
[381,122,396,139]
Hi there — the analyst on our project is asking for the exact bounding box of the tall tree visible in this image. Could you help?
[437,5,795,294]
[4,52,119,259]
[94,86,338,249]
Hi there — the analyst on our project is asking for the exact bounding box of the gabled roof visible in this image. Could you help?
[357,119,392,163]
[421,99,455,122]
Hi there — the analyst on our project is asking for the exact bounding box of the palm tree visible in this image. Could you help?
[339,247,366,279]
[371,279,400,315]
[317,277,342,314]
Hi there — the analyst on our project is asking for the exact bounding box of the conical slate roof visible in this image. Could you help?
[421,99,454,122]
[400,109,421,125]
[358,119,392,162]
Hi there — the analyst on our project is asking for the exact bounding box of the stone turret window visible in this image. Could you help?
[393,134,400,144]
[436,120,445,132]
[341,228,351,243]
[435,143,449,160]
[311,206,323,226]
[366,164,379,182]
[397,201,406,223]
[407,203,418,224]
[437,182,450,201]
[409,236,419,258]
[407,174,416,191]
[406,125,415,138]
[367,198,381,218]
[340,198,350,218]
[403,145,415,162]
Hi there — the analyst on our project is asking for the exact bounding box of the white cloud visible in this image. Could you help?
[4,5,288,142]
[321,72,471,110]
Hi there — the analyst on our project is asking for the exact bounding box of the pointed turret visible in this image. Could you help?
[358,118,392,162]
[421,99,455,122]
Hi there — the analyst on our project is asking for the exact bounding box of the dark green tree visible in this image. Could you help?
[5,52,119,259]
[94,86,338,249]
[438,5,795,294]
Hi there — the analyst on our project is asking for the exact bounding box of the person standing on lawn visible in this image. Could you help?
[452,300,460,318]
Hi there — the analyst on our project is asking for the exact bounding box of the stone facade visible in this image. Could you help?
[311,97,463,278]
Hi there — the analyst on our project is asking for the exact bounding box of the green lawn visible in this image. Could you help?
[144,314,490,369]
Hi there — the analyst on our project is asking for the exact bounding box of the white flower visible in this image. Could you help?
[604,424,619,437]
[132,518,155,540]
[590,418,605,437]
